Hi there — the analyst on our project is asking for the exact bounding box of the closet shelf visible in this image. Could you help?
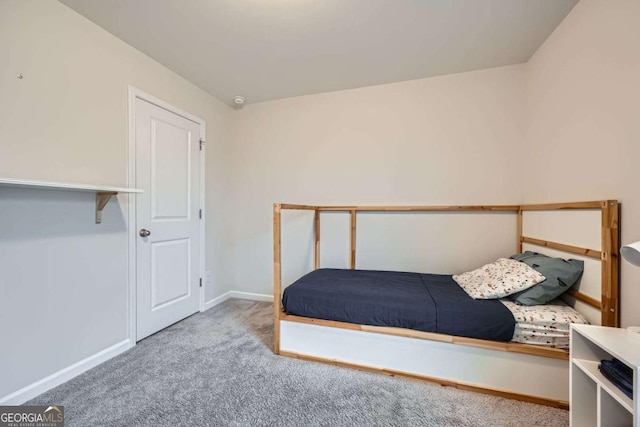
[0,177,142,193]
[0,177,143,224]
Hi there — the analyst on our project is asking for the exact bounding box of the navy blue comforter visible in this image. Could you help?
[282,269,515,341]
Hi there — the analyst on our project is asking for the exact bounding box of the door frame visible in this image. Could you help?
[127,86,206,344]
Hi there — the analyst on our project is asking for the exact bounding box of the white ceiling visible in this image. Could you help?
[59,0,578,106]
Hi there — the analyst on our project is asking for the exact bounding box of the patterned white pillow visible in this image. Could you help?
[453,258,545,299]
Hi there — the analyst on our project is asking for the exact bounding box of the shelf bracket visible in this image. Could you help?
[96,192,118,224]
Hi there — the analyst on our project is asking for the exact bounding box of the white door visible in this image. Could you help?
[135,97,201,341]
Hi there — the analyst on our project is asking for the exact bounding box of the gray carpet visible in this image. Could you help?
[28,299,568,426]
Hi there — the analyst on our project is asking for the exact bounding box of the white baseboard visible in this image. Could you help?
[229,291,273,302]
[203,290,273,311]
[0,339,132,405]
[203,291,233,311]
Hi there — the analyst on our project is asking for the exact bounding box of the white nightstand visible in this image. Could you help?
[571,324,640,427]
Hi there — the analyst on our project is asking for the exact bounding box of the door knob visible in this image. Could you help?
[139,229,151,237]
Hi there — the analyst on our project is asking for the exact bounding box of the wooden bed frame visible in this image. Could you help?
[273,201,620,408]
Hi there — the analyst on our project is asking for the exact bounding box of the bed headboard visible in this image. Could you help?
[273,200,620,337]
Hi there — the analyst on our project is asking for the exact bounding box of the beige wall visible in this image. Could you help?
[229,0,640,327]
[0,0,232,400]
[525,0,640,326]
[0,0,234,300]
[229,65,526,294]
[1,0,234,300]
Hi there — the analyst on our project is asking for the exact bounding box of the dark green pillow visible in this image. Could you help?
[508,251,584,305]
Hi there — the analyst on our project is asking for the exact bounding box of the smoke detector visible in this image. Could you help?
[232,96,246,109]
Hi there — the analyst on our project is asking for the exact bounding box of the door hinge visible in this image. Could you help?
[199,278,203,288]
[199,209,202,219]
[199,139,205,151]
